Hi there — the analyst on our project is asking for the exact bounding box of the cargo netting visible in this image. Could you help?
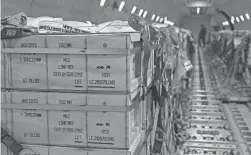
[207,30,251,100]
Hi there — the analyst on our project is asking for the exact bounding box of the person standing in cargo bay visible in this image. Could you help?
[198,24,207,47]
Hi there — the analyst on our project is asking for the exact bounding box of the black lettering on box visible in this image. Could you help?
[59,43,72,48]
[63,114,71,119]
[21,43,37,48]
[63,58,70,62]
[102,73,110,78]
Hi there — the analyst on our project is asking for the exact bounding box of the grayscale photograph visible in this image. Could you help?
[1,0,251,155]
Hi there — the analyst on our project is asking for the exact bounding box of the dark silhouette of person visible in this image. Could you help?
[198,24,207,47]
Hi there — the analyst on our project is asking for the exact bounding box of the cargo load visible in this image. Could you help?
[1,12,194,155]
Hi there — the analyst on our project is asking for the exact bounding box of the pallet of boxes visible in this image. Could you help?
[1,15,157,155]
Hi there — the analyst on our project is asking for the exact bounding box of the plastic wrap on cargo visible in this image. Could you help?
[1,13,138,34]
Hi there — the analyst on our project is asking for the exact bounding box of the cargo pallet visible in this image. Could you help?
[1,20,194,155]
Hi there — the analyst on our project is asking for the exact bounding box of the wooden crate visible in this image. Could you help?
[1,102,13,155]
[2,33,142,93]
[10,53,47,89]
[17,132,143,155]
[2,35,46,48]
[3,91,143,149]
[85,95,141,149]
[47,54,87,90]
[11,91,48,144]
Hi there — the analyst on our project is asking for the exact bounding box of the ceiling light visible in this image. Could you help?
[186,1,212,7]
[236,17,240,22]
[167,20,174,26]
[100,0,106,7]
[143,11,148,18]
[151,14,156,20]
[160,18,163,22]
[164,17,167,21]
[156,16,160,22]
[245,13,250,20]
[138,9,144,16]
[131,6,137,13]
[197,7,200,14]
[118,1,125,12]
[231,19,235,24]
[240,15,244,21]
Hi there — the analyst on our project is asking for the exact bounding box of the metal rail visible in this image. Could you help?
[178,46,251,155]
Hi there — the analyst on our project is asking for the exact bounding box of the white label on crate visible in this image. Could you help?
[19,146,49,155]
[13,109,48,144]
[12,92,48,144]
[87,112,126,148]
[11,91,47,104]
[87,55,127,91]
[87,94,127,106]
[49,147,87,155]
[48,55,87,90]
[48,111,87,146]
[47,92,86,106]
[11,53,47,89]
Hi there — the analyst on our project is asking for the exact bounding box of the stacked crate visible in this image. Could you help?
[1,32,155,155]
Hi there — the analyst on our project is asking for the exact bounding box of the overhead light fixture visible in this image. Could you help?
[118,1,125,12]
[230,16,235,23]
[164,17,167,21]
[143,11,148,18]
[138,9,144,16]
[151,14,156,20]
[166,20,174,26]
[236,17,240,22]
[160,18,163,22]
[231,19,235,24]
[100,0,106,7]
[245,13,250,20]
[156,16,160,22]
[197,7,200,14]
[186,1,212,7]
[240,15,244,21]
[131,6,137,13]
[223,21,229,26]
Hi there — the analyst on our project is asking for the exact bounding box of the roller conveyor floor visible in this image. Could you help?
[179,46,251,155]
